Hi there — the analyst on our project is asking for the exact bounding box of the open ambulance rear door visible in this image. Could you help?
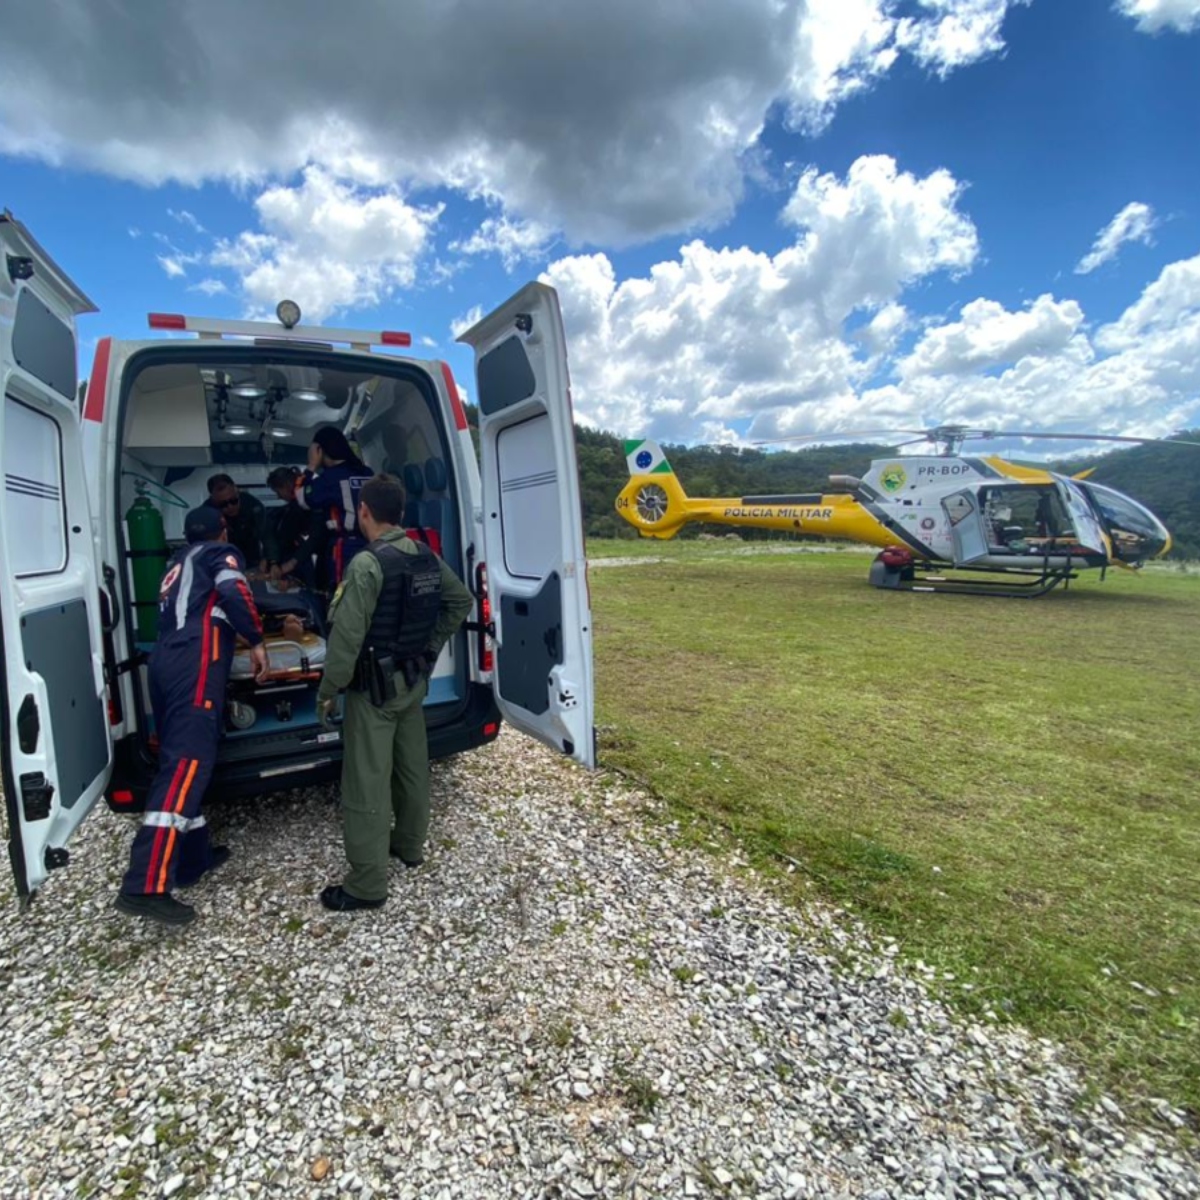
[459,282,595,767]
[0,213,112,900]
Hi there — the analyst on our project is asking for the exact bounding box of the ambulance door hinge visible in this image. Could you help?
[20,772,54,822]
[44,848,69,871]
[463,620,495,637]
[7,254,34,283]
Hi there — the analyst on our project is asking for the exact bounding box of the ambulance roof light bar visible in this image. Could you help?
[147,306,412,352]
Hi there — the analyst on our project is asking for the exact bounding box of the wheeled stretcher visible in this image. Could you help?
[226,581,329,734]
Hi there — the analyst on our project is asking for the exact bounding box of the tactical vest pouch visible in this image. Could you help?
[351,647,398,705]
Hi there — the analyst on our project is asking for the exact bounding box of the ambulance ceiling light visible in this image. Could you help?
[270,427,292,439]
[231,384,266,400]
[290,388,326,403]
[226,424,251,437]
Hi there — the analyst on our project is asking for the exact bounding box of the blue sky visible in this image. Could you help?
[2,0,1198,454]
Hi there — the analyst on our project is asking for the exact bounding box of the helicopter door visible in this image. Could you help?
[0,214,113,901]
[459,281,596,768]
[1055,479,1111,560]
[942,489,990,564]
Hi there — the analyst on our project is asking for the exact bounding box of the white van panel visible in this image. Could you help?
[460,282,595,768]
[0,212,112,900]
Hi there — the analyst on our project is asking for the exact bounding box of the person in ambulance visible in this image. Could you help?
[114,506,269,927]
[298,426,373,590]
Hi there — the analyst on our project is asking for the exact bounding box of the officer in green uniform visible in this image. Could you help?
[316,473,473,911]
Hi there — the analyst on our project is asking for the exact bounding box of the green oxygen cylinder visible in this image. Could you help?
[126,495,168,642]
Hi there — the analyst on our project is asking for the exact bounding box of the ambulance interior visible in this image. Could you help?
[117,354,469,752]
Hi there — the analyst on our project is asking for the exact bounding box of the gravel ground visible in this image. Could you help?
[0,730,1196,1200]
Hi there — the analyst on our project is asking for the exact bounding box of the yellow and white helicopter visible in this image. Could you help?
[615,425,1192,596]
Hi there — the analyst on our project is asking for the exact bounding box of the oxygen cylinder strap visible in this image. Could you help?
[105,651,147,684]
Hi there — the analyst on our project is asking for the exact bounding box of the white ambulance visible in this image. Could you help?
[0,211,595,902]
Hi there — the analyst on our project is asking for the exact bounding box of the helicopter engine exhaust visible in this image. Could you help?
[828,474,861,491]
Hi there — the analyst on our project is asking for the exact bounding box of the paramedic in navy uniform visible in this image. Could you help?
[297,426,373,589]
[114,506,269,927]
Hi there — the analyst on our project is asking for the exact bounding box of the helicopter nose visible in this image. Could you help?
[1078,482,1171,564]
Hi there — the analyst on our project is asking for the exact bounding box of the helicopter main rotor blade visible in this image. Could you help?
[989,430,1200,448]
[752,429,929,447]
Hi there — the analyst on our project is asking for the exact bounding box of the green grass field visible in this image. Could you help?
[588,540,1200,1119]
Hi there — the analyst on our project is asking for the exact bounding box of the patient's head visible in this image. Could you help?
[267,465,301,503]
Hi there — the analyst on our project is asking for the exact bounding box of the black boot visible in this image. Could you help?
[319,885,385,912]
[114,892,196,926]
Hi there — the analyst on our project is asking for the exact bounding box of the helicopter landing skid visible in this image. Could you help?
[869,557,1077,598]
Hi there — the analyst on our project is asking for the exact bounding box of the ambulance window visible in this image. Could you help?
[3,396,68,577]
[497,413,559,580]
[12,289,77,400]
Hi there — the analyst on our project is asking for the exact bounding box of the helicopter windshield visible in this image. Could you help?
[1077,482,1170,564]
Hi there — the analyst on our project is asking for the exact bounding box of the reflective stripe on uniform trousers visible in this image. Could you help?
[141,811,207,832]
[144,756,200,893]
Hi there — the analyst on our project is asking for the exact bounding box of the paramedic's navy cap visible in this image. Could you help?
[184,505,225,544]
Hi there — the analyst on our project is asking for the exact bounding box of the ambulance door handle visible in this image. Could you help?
[100,564,120,634]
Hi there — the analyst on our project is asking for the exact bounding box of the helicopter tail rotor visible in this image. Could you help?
[617,439,690,538]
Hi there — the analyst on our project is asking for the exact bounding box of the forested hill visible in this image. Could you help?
[463,407,1200,557]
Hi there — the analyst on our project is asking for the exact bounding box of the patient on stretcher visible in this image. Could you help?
[230,580,328,683]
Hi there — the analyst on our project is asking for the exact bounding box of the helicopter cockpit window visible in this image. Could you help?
[1078,482,1169,563]
[980,486,1067,552]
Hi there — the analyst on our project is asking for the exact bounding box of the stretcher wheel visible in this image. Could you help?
[227,699,257,730]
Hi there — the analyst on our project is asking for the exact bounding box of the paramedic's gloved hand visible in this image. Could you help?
[318,696,337,730]
[250,644,270,683]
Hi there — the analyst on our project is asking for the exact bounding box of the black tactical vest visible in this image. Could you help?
[362,538,443,661]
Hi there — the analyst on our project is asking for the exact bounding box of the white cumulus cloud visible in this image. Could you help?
[1075,202,1157,275]
[488,201,1200,452]
[0,0,1031,246]
[900,294,1086,377]
[1115,0,1200,33]
[1094,253,1200,350]
[209,167,442,321]
[895,0,1032,77]
[450,215,556,272]
[512,155,980,442]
